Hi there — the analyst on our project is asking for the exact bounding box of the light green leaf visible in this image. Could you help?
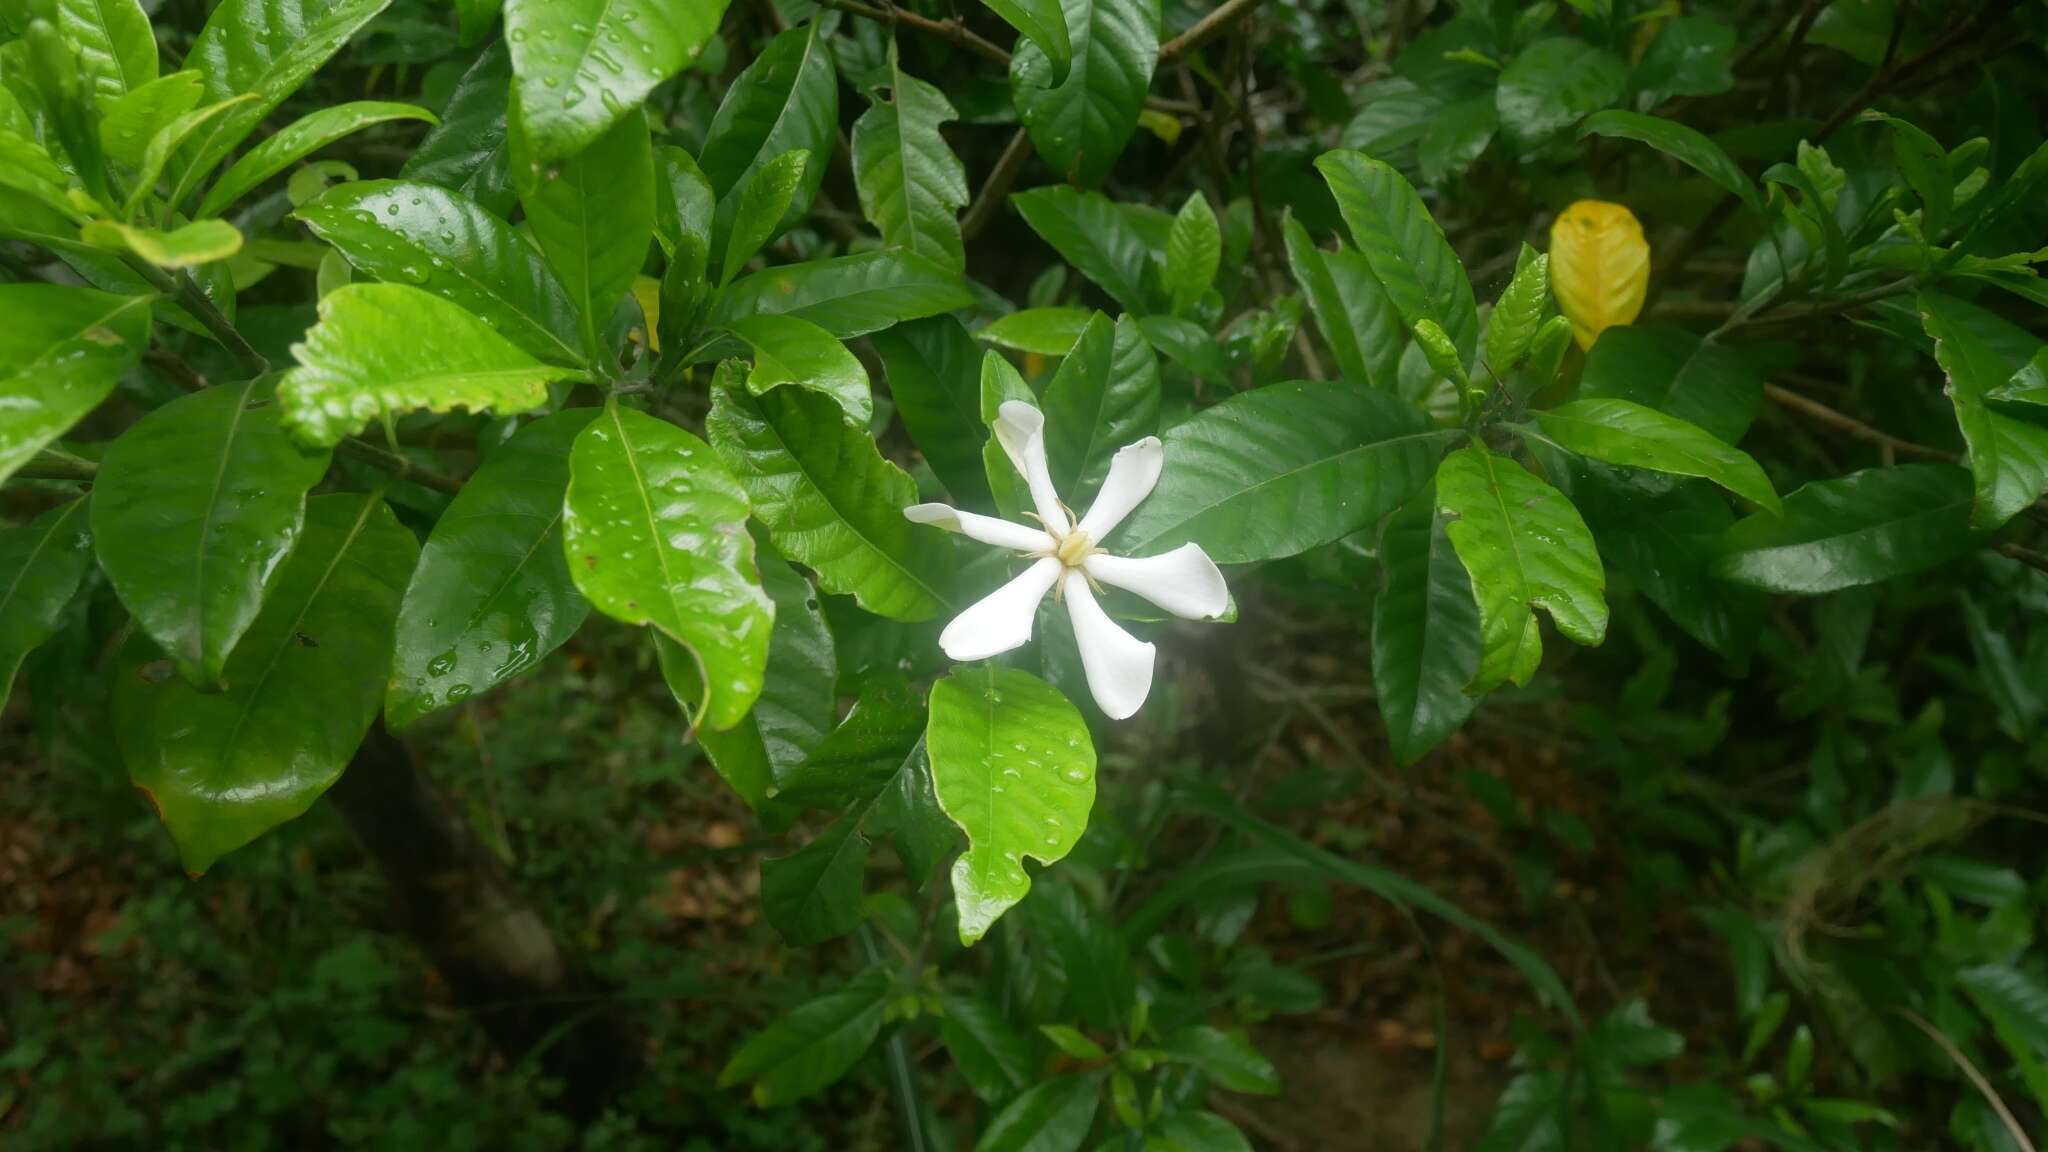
[278,283,581,447]
[707,368,949,622]
[1919,291,2048,529]
[1009,0,1158,188]
[710,249,974,338]
[503,0,730,164]
[1115,380,1451,563]
[54,0,156,104]
[654,144,715,264]
[521,109,654,356]
[386,410,596,729]
[1485,244,1548,375]
[1012,184,1156,313]
[1413,318,1467,390]
[974,1072,1103,1152]
[93,379,332,687]
[401,41,515,217]
[982,0,1072,83]
[0,285,151,487]
[0,498,94,708]
[852,50,968,273]
[718,967,893,1106]
[1042,312,1159,501]
[1580,109,1760,215]
[130,93,258,216]
[1532,398,1780,512]
[1316,149,1480,363]
[297,179,586,367]
[872,316,993,508]
[720,147,808,287]
[563,402,770,731]
[115,492,416,874]
[1579,325,1761,444]
[1165,191,1219,316]
[979,306,1097,356]
[928,665,1096,945]
[1436,443,1608,692]
[1991,349,2048,406]
[698,23,837,257]
[197,100,436,218]
[1495,38,1626,146]
[1281,214,1402,390]
[1372,490,1480,766]
[0,128,79,223]
[98,71,203,169]
[81,218,243,267]
[728,312,872,426]
[1712,463,1977,594]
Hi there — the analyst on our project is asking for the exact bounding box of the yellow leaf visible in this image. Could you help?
[1548,200,1649,350]
[631,274,662,352]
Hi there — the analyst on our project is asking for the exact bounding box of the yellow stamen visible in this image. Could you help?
[1055,531,1092,567]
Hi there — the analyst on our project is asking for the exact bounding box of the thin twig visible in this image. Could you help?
[1160,0,1266,60]
[1997,543,2048,576]
[1896,1009,2038,1152]
[1763,384,1953,462]
[121,254,269,376]
[960,128,1034,241]
[334,437,465,496]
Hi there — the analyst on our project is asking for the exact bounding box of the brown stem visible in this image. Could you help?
[960,128,1035,242]
[334,437,465,496]
[1160,0,1267,60]
[121,254,270,376]
[1763,383,1954,463]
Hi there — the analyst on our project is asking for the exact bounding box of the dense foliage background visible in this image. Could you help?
[4,0,2048,1148]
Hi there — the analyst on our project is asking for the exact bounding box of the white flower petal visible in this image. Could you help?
[1062,570,1155,720]
[905,503,1056,553]
[939,556,1063,661]
[993,400,1071,535]
[1075,437,1163,541]
[1084,544,1230,620]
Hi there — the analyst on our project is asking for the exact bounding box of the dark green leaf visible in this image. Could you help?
[1578,325,1761,444]
[1316,149,1479,363]
[981,0,1071,82]
[198,101,436,218]
[1634,16,1736,99]
[710,249,974,338]
[1713,463,1977,594]
[1532,398,1780,511]
[1042,312,1159,502]
[720,148,808,287]
[1164,191,1219,316]
[1373,490,1481,766]
[1012,184,1157,313]
[760,810,870,946]
[520,109,654,355]
[402,41,515,216]
[873,316,994,508]
[938,985,1034,1101]
[728,311,871,425]
[772,678,924,807]
[1282,214,1402,390]
[1161,1026,1279,1095]
[852,49,968,273]
[1573,470,1762,660]
[0,498,94,708]
[1919,291,2048,529]
[1009,0,1157,187]
[504,0,730,164]
[974,1073,1103,1152]
[719,967,893,1106]
[1150,1111,1254,1152]
[0,285,151,486]
[699,23,837,256]
[1580,109,1759,215]
[1418,95,1497,184]
[1495,38,1626,146]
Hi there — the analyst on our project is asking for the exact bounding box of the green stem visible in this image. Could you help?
[120,253,270,376]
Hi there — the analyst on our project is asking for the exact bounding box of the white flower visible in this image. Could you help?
[905,401,1229,719]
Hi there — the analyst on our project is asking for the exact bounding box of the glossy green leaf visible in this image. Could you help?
[771,679,924,807]
[982,0,1072,82]
[298,179,586,367]
[1160,1027,1280,1095]
[719,967,893,1106]
[1417,95,1497,184]
[198,101,436,218]
[728,312,872,425]
[98,71,203,169]
[115,492,417,874]
[974,1072,1103,1152]
[1485,244,1549,375]
[760,810,869,946]
[927,665,1096,945]
[278,283,580,447]
[1413,318,1467,390]
[698,23,837,256]
[0,128,79,222]
[128,93,258,217]
[521,109,654,355]
[654,143,715,264]
[1281,214,1402,390]
[1115,380,1450,564]
[1042,312,1159,501]
[1578,325,1761,444]
[1372,490,1480,766]
[401,41,515,217]
[1712,463,1978,594]
[1919,291,2048,529]
[1572,469,1762,661]
[1012,184,1155,313]
[710,249,974,339]
[872,316,993,508]
[0,285,150,487]
[93,379,332,687]
[1150,1111,1254,1152]
[1316,150,1479,363]
[979,306,1097,356]
[54,0,156,104]
[81,218,242,268]
[1495,38,1626,146]
[503,0,730,164]
[562,402,771,731]
[19,18,112,205]
[386,410,597,728]
[1532,398,1780,512]
[938,985,1035,1102]
[1436,444,1608,692]
[1991,349,2048,406]
[869,740,956,883]
[852,49,968,273]
[1009,0,1158,188]
[1580,109,1760,215]
[0,498,94,708]
[707,369,949,622]
[1165,191,1219,316]
[171,0,394,209]
[719,147,808,287]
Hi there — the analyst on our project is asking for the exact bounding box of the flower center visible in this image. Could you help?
[1054,530,1093,568]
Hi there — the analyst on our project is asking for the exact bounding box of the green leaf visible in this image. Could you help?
[1115,380,1450,564]
[99,71,203,169]
[1417,95,1497,184]
[1495,38,1626,146]
[297,179,587,368]
[707,368,949,622]
[1042,312,1159,502]
[870,741,956,883]
[770,678,923,807]
[728,312,871,426]
[1580,109,1760,215]
[1413,318,1467,391]
[562,402,771,731]
[974,1073,1103,1152]
[386,410,596,728]
[278,283,579,447]
[53,0,156,104]
[503,0,730,165]
[873,316,994,508]
[1532,399,1780,512]
[852,49,968,274]
[197,101,435,218]
[81,219,243,268]
[0,284,150,487]
[1040,1024,1106,1061]
[115,492,416,874]
[1012,184,1156,313]
[1957,964,2048,1115]
[982,353,1037,518]
[1579,325,1761,444]
[0,128,79,223]
[1150,1111,1254,1152]
[401,41,515,217]
[710,249,974,339]
[20,18,113,206]
[928,665,1096,945]
[127,93,258,217]
[979,306,1097,356]
[171,0,394,209]
[1712,463,1978,594]
[938,985,1034,1102]
[0,498,94,708]
[1029,884,1133,1032]
[1373,490,1481,766]
[981,0,1072,83]
[698,23,837,257]
[1316,149,1479,363]
[1867,112,1951,240]
[656,545,834,810]
[718,967,893,1106]
[1436,444,1608,692]
[1634,16,1736,98]
[720,148,808,287]
[1919,291,2048,529]
[1281,214,1402,390]
[93,379,332,687]
[1160,1026,1280,1095]
[1165,191,1220,316]
[521,108,654,356]
[1485,244,1549,375]
[1992,349,2048,406]
[654,144,715,263]
[760,810,870,946]
[1572,470,1762,661]
[1009,0,1158,188]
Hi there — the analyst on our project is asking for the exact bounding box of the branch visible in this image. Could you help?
[1763,383,1953,463]
[335,436,465,496]
[120,254,269,376]
[1161,0,1266,61]
[960,128,1035,242]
